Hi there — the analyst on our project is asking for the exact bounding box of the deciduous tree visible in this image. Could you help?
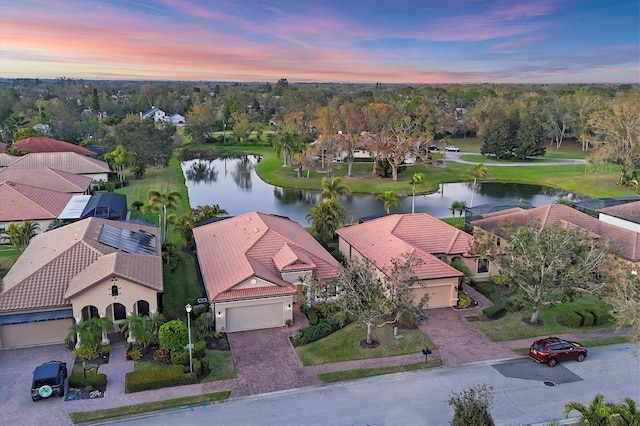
[332,253,425,344]
[448,384,495,426]
[472,222,609,323]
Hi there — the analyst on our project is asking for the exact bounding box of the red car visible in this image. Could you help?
[529,337,587,367]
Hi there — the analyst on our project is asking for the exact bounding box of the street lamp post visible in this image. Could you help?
[185,303,193,373]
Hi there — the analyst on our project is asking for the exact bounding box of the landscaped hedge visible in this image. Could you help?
[125,365,196,393]
[589,308,611,326]
[563,310,583,328]
[578,310,594,327]
[482,292,506,319]
[306,310,319,325]
[69,370,108,388]
[291,319,340,346]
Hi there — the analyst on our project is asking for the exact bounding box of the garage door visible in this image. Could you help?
[427,285,452,308]
[225,303,283,332]
[0,319,73,349]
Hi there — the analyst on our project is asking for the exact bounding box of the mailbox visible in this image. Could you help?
[422,347,432,355]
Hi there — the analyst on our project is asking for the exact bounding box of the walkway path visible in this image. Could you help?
[445,151,586,166]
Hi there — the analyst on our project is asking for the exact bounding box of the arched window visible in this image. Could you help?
[81,305,99,321]
[111,285,119,297]
[113,303,126,321]
[136,300,150,316]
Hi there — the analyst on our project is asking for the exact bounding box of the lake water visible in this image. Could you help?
[182,155,583,226]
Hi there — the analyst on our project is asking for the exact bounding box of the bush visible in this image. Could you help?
[74,346,100,361]
[482,292,505,319]
[489,275,509,286]
[171,349,190,366]
[69,370,108,388]
[563,310,583,328]
[504,295,527,313]
[128,347,142,361]
[589,308,611,326]
[153,348,171,364]
[193,340,206,359]
[578,310,594,327]
[292,319,339,346]
[159,319,188,352]
[457,292,472,309]
[307,310,319,325]
[125,365,197,393]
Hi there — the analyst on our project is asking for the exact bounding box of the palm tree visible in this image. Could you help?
[450,201,463,220]
[19,220,40,247]
[1,221,40,251]
[104,144,132,184]
[273,127,302,167]
[318,177,352,203]
[564,393,618,426]
[192,204,228,222]
[455,200,468,225]
[469,163,488,207]
[307,199,346,246]
[611,397,640,425]
[1,223,23,251]
[168,213,195,248]
[409,172,425,214]
[144,190,181,242]
[376,190,400,215]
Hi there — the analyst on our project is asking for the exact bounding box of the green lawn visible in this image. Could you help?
[473,295,616,341]
[68,391,230,424]
[296,322,434,366]
[317,360,441,383]
[0,246,20,277]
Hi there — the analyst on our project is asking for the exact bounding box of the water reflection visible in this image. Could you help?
[182,155,583,226]
[185,160,218,183]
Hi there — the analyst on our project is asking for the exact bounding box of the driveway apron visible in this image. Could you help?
[227,324,321,397]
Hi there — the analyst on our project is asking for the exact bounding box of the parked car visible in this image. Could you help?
[31,361,67,401]
[529,337,587,367]
[444,145,460,152]
[427,145,440,153]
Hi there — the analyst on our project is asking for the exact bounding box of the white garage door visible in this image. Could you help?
[225,303,283,332]
[0,319,72,349]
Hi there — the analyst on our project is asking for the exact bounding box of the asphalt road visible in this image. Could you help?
[115,344,640,426]
[444,151,586,166]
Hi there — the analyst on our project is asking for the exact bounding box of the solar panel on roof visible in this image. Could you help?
[98,223,156,255]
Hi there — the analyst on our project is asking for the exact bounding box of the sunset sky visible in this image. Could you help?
[1,0,638,84]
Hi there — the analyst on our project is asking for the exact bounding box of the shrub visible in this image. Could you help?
[128,347,142,361]
[578,310,594,327]
[153,347,171,364]
[193,340,206,359]
[589,308,611,326]
[171,349,190,366]
[292,319,339,346]
[125,365,196,393]
[504,295,527,313]
[482,292,505,319]
[563,310,583,328]
[489,275,509,286]
[69,370,108,388]
[457,292,472,309]
[307,310,319,325]
[159,319,188,352]
[74,346,100,361]
[191,358,202,376]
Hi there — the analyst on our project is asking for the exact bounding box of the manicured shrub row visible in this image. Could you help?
[482,292,506,318]
[307,310,319,325]
[292,319,340,346]
[125,365,197,393]
[563,309,611,328]
[69,370,108,388]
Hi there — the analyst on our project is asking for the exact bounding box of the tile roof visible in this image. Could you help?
[336,213,468,279]
[6,152,110,174]
[193,211,339,301]
[598,201,640,224]
[13,137,94,156]
[0,181,72,221]
[0,167,93,193]
[471,204,640,262]
[0,153,17,167]
[0,218,162,312]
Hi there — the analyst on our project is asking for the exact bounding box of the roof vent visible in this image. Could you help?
[254,227,260,233]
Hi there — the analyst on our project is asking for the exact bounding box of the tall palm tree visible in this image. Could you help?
[144,190,181,242]
[376,190,400,215]
[409,172,425,214]
[168,213,195,248]
[469,163,488,207]
[319,177,352,203]
[450,201,463,219]
[19,220,40,247]
[307,199,346,246]
[455,200,468,225]
[104,144,132,184]
[564,393,618,426]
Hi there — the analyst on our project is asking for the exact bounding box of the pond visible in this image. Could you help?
[182,155,583,226]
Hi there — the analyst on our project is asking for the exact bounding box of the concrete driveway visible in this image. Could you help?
[0,344,75,425]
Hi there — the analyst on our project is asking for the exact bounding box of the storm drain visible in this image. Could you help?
[543,381,556,387]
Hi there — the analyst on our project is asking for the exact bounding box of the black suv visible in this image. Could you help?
[31,361,67,401]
